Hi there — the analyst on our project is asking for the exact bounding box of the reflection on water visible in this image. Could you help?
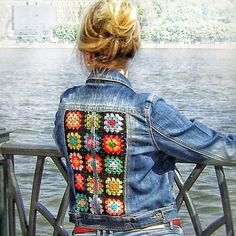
[0,48,236,235]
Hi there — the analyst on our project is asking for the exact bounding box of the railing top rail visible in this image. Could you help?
[1,142,236,166]
[0,143,61,158]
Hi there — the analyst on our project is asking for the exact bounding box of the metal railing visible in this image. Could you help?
[0,134,235,235]
[0,128,10,236]
[0,143,70,236]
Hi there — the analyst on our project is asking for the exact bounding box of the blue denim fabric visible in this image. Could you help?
[53,69,236,231]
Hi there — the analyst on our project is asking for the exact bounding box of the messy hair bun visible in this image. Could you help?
[77,0,141,69]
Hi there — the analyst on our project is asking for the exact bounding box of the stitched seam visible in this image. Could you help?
[124,112,129,215]
[145,94,161,151]
[87,78,134,92]
[151,125,228,163]
[59,103,143,114]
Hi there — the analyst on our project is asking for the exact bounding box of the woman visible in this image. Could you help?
[53,0,236,235]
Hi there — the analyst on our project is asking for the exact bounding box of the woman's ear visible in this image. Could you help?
[84,52,95,70]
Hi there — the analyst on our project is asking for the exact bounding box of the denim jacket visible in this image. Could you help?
[53,70,236,231]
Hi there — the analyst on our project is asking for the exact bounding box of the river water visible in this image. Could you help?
[0,48,236,235]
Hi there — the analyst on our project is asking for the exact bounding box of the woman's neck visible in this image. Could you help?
[118,68,128,77]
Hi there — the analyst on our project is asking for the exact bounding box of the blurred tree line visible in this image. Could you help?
[53,0,236,43]
[138,0,236,43]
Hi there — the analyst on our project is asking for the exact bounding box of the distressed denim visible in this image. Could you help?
[53,69,236,232]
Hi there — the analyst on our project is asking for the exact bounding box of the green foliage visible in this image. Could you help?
[53,25,79,42]
[138,0,236,43]
[53,1,236,43]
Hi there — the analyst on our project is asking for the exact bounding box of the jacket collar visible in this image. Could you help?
[86,69,133,90]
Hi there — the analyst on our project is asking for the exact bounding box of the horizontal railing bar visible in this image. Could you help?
[2,143,236,166]
[0,143,61,158]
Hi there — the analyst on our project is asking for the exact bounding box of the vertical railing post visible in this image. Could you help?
[7,155,17,236]
[0,155,8,236]
[0,128,10,236]
[215,166,235,236]
[28,156,46,236]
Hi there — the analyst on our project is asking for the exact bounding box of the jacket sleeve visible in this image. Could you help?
[150,97,236,165]
[53,104,66,157]
[53,92,68,158]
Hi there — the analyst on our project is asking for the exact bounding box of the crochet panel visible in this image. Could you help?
[64,110,127,216]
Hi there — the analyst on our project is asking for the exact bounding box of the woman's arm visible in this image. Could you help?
[53,104,67,157]
[150,97,236,165]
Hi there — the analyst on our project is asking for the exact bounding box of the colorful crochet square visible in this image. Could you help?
[76,193,89,213]
[67,132,81,150]
[85,154,102,174]
[104,156,123,175]
[105,177,123,196]
[75,173,85,191]
[89,197,104,214]
[65,111,82,130]
[102,135,124,154]
[87,176,103,194]
[104,113,124,133]
[64,111,126,216]
[105,198,124,216]
[84,133,101,152]
[85,113,101,130]
[69,152,83,171]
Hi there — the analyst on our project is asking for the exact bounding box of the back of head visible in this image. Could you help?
[77,0,141,70]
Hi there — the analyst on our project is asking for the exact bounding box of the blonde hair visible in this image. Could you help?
[77,0,141,70]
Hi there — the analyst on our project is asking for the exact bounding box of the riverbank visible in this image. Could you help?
[1,40,236,49]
